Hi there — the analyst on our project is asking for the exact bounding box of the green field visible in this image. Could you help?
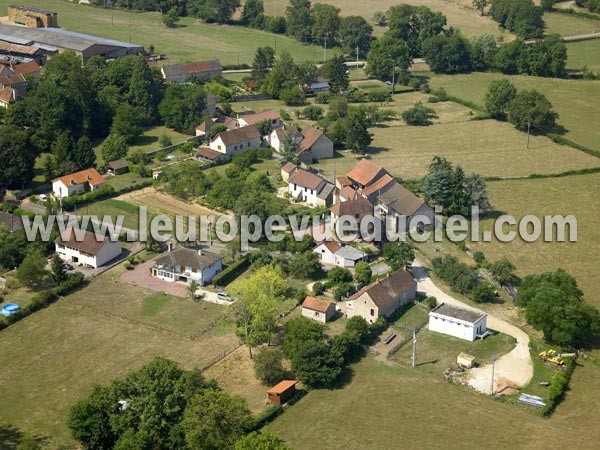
[471,172,600,309]
[266,355,600,449]
[567,40,600,71]
[313,118,600,180]
[429,72,600,150]
[543,11,600,36]
[74,198,141,229]
[0,0,322,65]
[0,264,238,444]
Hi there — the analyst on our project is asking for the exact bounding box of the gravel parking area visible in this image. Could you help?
[120,258,188,297]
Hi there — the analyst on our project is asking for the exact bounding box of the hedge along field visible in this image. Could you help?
[0,0,322,65]
[428,72,600,151]
[543,11,600,36]
[260,0,512,39]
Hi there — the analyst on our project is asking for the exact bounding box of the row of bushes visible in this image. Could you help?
[547,134,600,159]
[432,255,497,303]
[540,357,577,416]
[0,272,86,331]
[212,255,250,287]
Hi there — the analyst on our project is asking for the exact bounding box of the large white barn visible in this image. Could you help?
[428,303,488,342]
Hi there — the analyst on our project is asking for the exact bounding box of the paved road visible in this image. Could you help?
[412,258,533,394]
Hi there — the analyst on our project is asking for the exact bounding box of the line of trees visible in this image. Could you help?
[485,79,559,132]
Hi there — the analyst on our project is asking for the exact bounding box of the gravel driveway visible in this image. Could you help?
[412,258,533,394]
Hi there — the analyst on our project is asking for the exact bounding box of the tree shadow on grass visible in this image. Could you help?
[0,425,23,450]
[416,359,438,367]
[131,135,158,148]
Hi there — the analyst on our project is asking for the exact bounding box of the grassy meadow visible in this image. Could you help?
[312,117,600,180]
[471,172,600,309]
[266,355,600,450]
[566,40,600,71]
[428,72,600,150]
[543,11,600,36]
[0,0,322,65]
[0,262,238,445]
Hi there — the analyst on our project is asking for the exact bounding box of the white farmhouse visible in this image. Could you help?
[346,270,417,323]
[152,247,223,286]
[52,168,105,199]
[428,303,488,342]
[313,241,367,268]
[209,125,261,159]
[55,228,122,268]
[301,296,336,323]
[287,168,335,207]
[296,125,334,164]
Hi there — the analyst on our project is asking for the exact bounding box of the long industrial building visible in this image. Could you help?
[0,24,143,62]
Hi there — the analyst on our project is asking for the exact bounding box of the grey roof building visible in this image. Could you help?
[0,24,143,62]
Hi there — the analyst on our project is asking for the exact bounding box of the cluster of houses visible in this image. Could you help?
[193,108,335,165]
[0,59,40,108]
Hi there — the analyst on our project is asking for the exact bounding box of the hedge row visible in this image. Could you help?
[0,273,86,331]
[212,255,250,287]
[251,404,283,430]
[540,357,577,416]
[547,134,600,159]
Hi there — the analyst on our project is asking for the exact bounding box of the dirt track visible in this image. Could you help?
[412,259,533,394]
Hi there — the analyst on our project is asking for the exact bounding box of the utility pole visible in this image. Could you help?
[323,36,328,63]
[111,4,114,26]
[490,354,496,396]
[526,116,531,149]
[356,46,359,68]
[391,59,396,95]
[411,328,417,368]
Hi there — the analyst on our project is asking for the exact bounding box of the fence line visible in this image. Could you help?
[199,342,243,371]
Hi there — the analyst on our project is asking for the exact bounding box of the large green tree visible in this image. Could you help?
[382,242,415,271]
[101,134,129,163]
[323,54,349,92]
[159,84,207,133]
[283,316,325,360]
[421,31,472,74]
[0,125,35,189]
[485,78,517,119]
[251,46,275,81]
[183,389,252,450]
[291,340,344,387]
[339,16,373,57]
[16,248,47,288]
[286,0,313,40]
[518,269,600,347]
[311,3,341,43]
[235,431,291,450]
[366,31,412,80]
[507,89,558,131]
[192,0,241,23]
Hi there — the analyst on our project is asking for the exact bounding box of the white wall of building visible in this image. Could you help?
[288,181,323,207]
[153,260,223,285]
[209,135,261,157]
[301,306,334,323]
[428,313,487,342]
[55,240,122,268]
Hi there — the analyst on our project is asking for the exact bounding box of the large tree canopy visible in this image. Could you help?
[0,125,35,189]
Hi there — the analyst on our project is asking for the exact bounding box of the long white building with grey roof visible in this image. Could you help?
[0,24,143,62]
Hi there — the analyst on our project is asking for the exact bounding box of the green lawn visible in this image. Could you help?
[566,39,600,71]
[393,328,516,374]
[543,11,600,36]
[0,263,238,445]
[266,355,600,449]
[0,0,322,65]
[471,172,600,309]
[429,72,600,150]
[74,198,140,229]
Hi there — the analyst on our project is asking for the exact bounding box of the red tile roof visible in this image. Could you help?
[302,296,334,313]
[53,168,105,187]
[239,110,280,126]
[319,240,341,253]
[288,168,326,191]
[298,125,325,153]
[346,159,387,187]
[331,198,373,217]
[349,270,416,308]
[281,162,298,173]
[0,86,15,104]
[13,60,41,76]
[361,173,395,197]
[268,380,298,395]
[195,146,223,161]
[339,185,357,200]
[55,228,114,256]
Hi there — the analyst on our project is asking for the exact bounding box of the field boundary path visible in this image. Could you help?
[411,258,533,394]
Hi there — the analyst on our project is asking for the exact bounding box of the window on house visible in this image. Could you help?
[370,309,375,317]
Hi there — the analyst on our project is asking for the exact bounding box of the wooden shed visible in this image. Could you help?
[267,380,297,405]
